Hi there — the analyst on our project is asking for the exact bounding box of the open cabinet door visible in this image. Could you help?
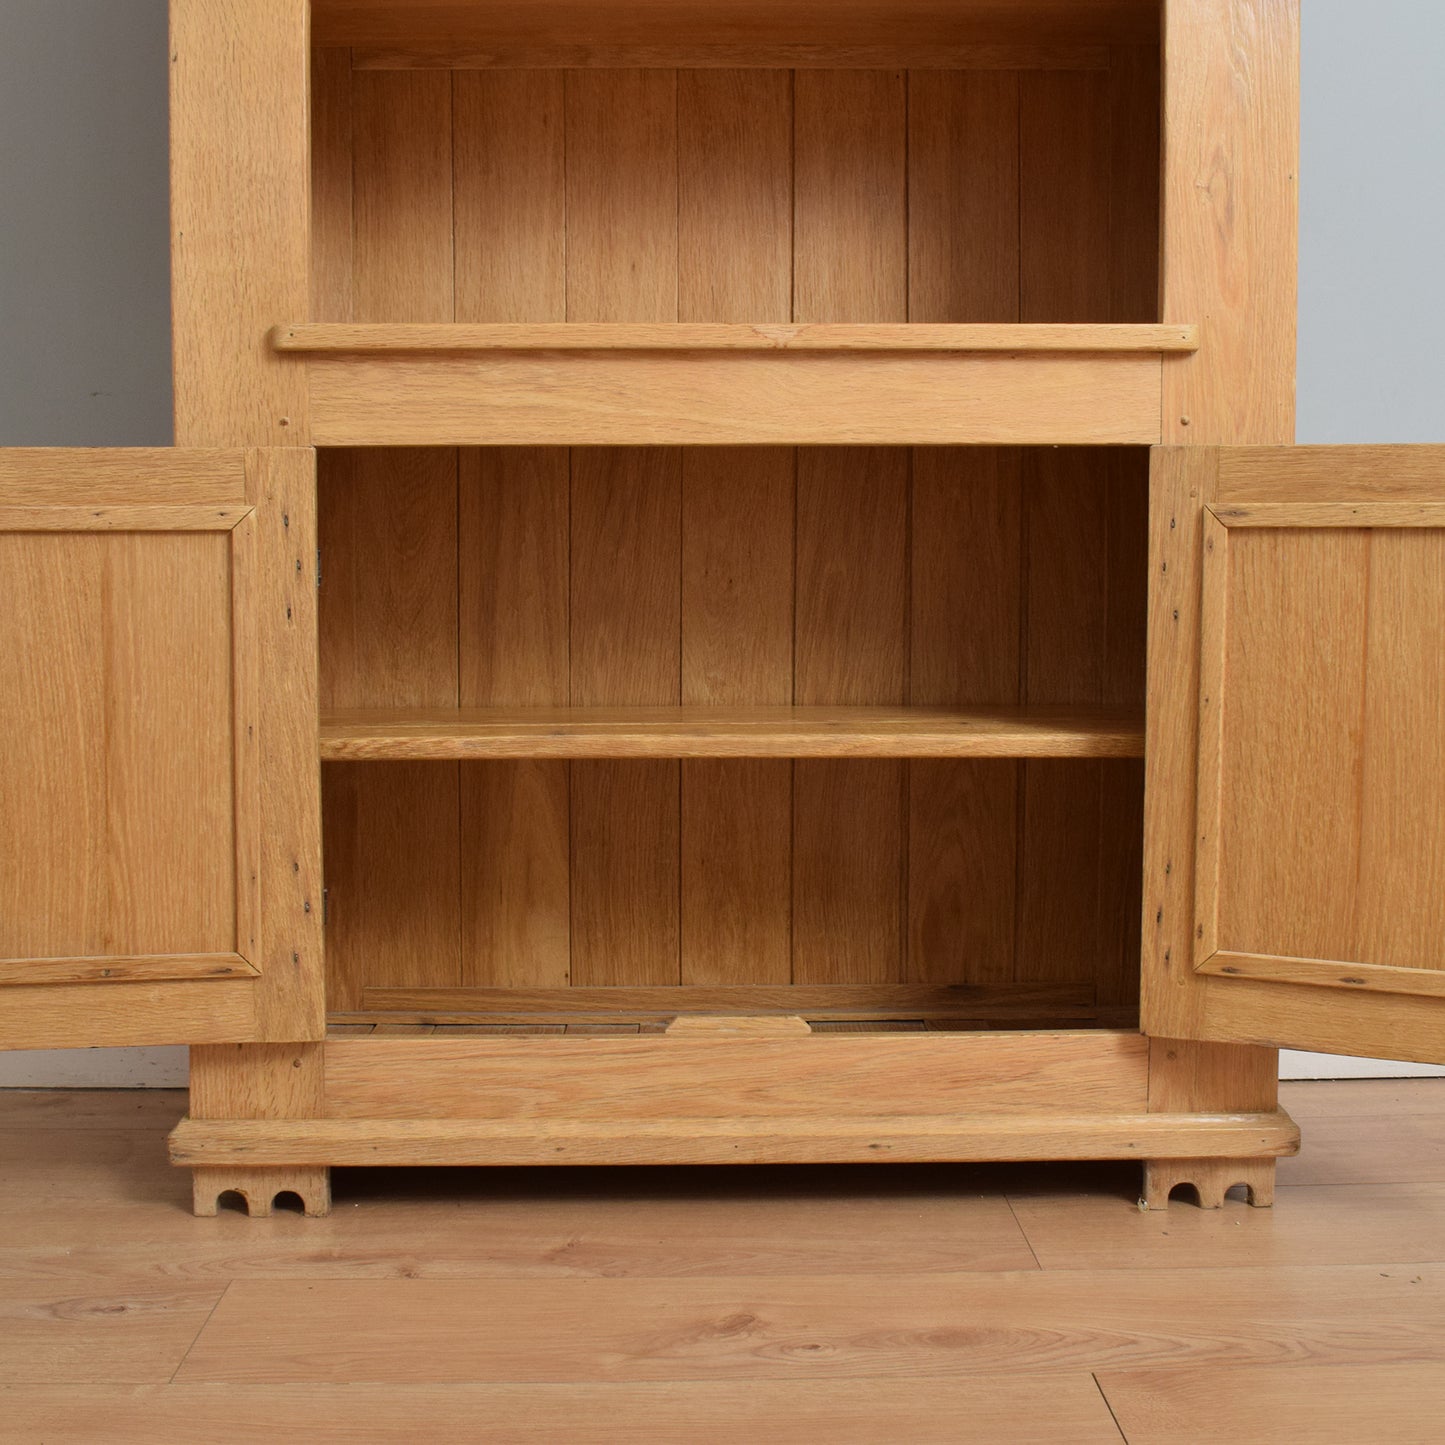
[0,448,321,1048]
[1145,446,1445,1064]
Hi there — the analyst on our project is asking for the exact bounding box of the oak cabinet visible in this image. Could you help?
[1,0,1438,1217]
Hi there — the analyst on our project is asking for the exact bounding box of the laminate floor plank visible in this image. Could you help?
[0,1282,225,1385]
[1278,1079,1445,1120]
[1097,1361,1445,1445]
[1009,1180,1445,1270]
[0,1165,1038,1281]
[175,1266,1445,1383]
[0,1377,1125,1444]
[1276,1114,1445,1186]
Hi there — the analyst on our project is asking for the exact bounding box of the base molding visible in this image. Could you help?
[170,1110,1298,1170]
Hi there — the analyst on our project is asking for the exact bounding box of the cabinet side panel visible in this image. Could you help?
[1161,0,1298,443]
[170,0,310,446]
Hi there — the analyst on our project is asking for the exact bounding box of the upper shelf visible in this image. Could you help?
[276,323,1194,447]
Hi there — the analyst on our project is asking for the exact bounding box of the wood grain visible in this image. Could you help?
[908,71,1020,322]
[174,1262,1445,1385]
[318,449,460,1010]
[352,70,454,322]
[313,0,1162,53]
[309,49,353,320]
[0,1380,1125,1443]
[169,0,309,445]
[793,70,907,322]
[566,71,678,323]
[320,706,1145,760]
[453,70,565,322]
[1099,1363,1445,1445]
[457,447,572,991]
[276,322,1198,352]
[1161,0,1299,443]
[302,351,1170,446]
[320,1031,1150,1120]
[678,71,792,322]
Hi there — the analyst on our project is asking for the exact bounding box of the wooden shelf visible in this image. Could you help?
[280,323,1191,446]
[274,323,1198,355]
[319,706,1145,762]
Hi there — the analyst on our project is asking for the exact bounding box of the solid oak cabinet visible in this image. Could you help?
[1,0,1441,1218]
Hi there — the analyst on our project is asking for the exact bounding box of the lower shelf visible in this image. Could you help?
[319,704,1146,761]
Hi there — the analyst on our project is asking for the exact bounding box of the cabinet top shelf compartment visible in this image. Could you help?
[312,0,1160,66]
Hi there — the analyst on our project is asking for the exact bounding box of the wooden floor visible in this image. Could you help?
[1,1082,1443,1443]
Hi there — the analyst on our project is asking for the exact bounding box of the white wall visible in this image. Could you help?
[1,1,1442,1084]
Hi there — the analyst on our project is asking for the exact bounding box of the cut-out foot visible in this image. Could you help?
[191,1166,331,1218]
[1141,1157,1276,1210]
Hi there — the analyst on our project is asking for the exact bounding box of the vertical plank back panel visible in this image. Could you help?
[454,71,566,323]
[458,448,572,990]
[1020,70,1112,322]
[352,71,455,322]
[794,71,908,323]
[908,449,1024,984]
[908,72,1021,323]
[1016,450,1108,987]
[678,71,793,323]
[1108,45,1161,323]
[570,448,683,986]
[794,448,910,984]
[565,71,680,323]
[310,49,354,322]
[680,448,795,986]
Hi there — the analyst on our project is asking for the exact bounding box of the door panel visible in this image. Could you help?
[0,448,321,1048]
[1145,446,1445,1064]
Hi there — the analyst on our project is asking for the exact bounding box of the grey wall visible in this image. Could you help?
[1,1,1442,1084]
[0,0,172,446]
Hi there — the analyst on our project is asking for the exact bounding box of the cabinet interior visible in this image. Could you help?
[317,444,1148,1034]
[307,6,1158,1035]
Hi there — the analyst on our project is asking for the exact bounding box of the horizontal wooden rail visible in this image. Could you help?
[274,322,1198,354]
[170,1111,1300,1168]
[320,706,1146,761]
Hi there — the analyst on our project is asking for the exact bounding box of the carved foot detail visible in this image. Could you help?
[1142,1157,1276,1210]
[191,1166,331,1218]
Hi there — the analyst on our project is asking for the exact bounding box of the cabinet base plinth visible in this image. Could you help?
[1141,1157,1277,1210]
[190,1166,332,1218]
